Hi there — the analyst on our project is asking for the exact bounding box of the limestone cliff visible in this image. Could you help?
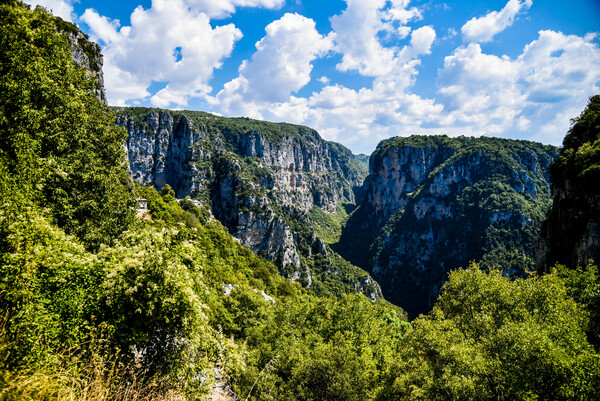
[50,10,107,104]
[336,135,558,317]
[537,95,600,271]
[116,107,379,298]
[66,30,106,104]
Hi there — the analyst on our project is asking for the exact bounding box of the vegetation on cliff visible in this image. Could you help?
[1,2,599,399]
[337,135,558,316]
[0,0,133,249]
[114,105,375,300]
[539,95,600,270]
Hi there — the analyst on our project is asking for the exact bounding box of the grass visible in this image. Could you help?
[0,360,188,401]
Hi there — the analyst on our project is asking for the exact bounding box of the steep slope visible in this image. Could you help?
[115,107,379,298]
[0,0,133,249]
[336,135,558,316]
[538,95,600,271]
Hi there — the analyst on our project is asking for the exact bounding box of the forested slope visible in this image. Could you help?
[1,2,599,400]
[336,135,558,316]
[538,94,600,271]
[115,107,380,300]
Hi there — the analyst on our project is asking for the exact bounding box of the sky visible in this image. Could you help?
[23,0,600,154]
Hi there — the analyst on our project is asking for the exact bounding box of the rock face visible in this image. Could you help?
[57,19,107,104]
[537,95,600,271]
[118,111,203,193]
[337,135,558,317]
[41,6,107,104]
[117,108,377,298]
[117,108,562,311]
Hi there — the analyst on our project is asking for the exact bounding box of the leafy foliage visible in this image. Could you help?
[1,3,600,399]
[378,263,600,400]
[308,204,352,244]
[0,0,135,249]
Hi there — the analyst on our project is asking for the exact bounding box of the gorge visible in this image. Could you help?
[117,107,559,316]
[2,2,599,399]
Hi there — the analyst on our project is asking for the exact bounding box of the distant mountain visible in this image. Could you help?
[335,135,559,317]
[115,107,381,298]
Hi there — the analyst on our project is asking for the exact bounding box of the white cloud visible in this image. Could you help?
[81,0,243,106]
[461,0,532,43]
[212,13,333,115]
[435,30,600,142]
[79,8,121,43]
[330,0,422,76]
[47,0,598,154]
[214,23,599,154]
[399,25,436,59]
[186,0,285,18]
[211,2,443,152]
[308,85,359,109]
[23,0,74,22]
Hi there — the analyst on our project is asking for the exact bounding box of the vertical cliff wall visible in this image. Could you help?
[337,135,558,316]
[537,95,600,271]
[116,107,380,298]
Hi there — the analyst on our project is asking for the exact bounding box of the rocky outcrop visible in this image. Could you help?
[338,135,558,317]
[225,129,357,213]
[537,95,600,271]
[118,111,205,195]
[117,108,374,296]
[365,144,454,222]
[538,187,600,270]
[66,30,106,104]
[234,210,301,269]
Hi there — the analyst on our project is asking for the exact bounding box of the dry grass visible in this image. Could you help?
[0,363,188,401]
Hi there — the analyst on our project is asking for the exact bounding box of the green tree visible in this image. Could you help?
[539,95,600,270]
[0,0,134,248]
[380,264,600,400]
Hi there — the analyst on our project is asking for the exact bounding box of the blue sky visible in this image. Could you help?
[24,0,600,154]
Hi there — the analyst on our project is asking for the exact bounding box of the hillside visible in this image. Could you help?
[336,135,559,316]
[114,106,380,299]
[0,2,407,398]
[538,94,600,271]
[1,2,600,399]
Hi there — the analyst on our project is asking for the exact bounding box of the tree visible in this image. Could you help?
[539,95,600,270]
[380,264,600,400]
[0,0,134,248]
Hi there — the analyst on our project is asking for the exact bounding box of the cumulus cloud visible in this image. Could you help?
[330,0,422,76]
[399,25,436,59]
[212,13,333,116]
[23,0,74,22]
[186,0,285,18]
[49,0,598,154]
[215,22,599,153]
[81,0,243,106]
[436,30,600,141]
[211,1,442,152]
[462,0,532,43]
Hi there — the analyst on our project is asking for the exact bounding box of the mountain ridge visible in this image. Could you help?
[336,134,559,316]
[115,106,381,299]
[2,3,600,398]
[117,106,561,316]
